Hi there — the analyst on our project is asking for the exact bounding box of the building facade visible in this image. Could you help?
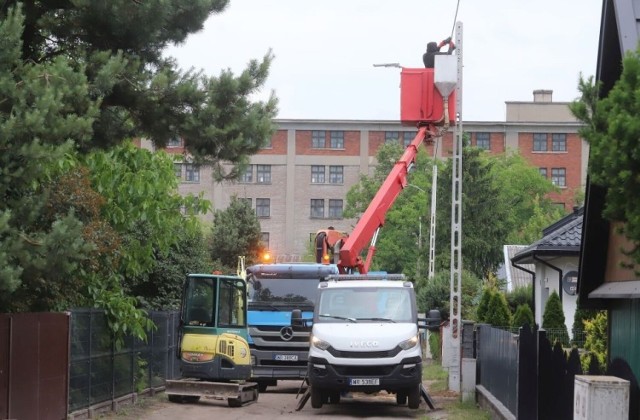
[153,90,587,260]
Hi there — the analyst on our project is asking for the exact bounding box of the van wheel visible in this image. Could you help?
[407,385,420,409]
[396,391,407,405]
[310,387,323,409]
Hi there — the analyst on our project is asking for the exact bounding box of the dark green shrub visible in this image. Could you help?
[542,291,569,346]
[485,291,512,327]
[512,304,534,329]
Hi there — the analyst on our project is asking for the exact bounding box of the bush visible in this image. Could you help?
[428,331,441,361]
[512,304,534,329]
[485,291,512,327]
[542,291,569,346]
[476,287,493,323]
[581,311,607,372]
[506,285,533,314]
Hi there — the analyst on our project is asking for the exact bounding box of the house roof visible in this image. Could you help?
[503,245,534,291]
[579,0,640,308]
[512,209,583,264]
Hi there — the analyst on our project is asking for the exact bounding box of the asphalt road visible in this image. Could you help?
[135,380,430,420]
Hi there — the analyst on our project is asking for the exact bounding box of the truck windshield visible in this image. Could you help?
[317,287,414,323]
[247,276,318,309]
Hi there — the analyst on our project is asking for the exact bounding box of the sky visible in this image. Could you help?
[165,0,603,123]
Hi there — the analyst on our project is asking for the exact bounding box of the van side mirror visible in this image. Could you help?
[418,309,442,331]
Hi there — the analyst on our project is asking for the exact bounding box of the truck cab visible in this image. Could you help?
[307,279,423,409]
[245,263,339,391]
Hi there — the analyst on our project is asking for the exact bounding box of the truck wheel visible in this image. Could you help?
[407,385,420,409]
[310,387,323,409]
[329,391,340,404]
[396,392,407,405]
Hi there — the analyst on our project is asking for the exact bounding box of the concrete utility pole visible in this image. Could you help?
[448,21,463,393]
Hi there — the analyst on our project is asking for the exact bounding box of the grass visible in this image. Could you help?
[421,359,492,420]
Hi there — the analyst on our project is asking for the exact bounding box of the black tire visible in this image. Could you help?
[310,387,323,409]
[228,397,242,407]
[407,385,420,409]
[258,382,268,393]
[168,394,184,403]
[328,391,340,404]
[183,395,200,403]
[396,391,407,405]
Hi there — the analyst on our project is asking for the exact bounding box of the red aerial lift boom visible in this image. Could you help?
[315,64,456,274]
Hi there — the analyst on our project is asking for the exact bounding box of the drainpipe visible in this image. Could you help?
[533,255,563,304]
[512,262,536,313]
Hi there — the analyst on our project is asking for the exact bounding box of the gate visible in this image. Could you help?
[0,312,70,420]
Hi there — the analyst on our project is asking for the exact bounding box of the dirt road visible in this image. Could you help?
[113,380,443,420]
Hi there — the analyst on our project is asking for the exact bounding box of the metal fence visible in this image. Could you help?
[68,309,180,413]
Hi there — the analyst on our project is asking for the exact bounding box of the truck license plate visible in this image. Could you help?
[349,378,380,386]
[273,354,298,361]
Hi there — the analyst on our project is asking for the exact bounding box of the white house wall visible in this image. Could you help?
[534,256,580,338]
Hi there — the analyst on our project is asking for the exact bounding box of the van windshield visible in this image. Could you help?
[317,287,414,323]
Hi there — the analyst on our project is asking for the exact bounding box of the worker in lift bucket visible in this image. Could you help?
[423,36,456,68]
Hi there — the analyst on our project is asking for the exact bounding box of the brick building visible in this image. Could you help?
[152,89,587,260]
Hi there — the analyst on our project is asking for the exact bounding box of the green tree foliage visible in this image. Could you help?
[1,0,278,170]
[542,291,570,346]
[485,291,512,327]
[416,270,482,321]
[476,287,494,323]
[505,285,533,315]
[581,311,607,372]
[512,304,534,329]
[127,224,210,310]
[571,52,640,267]
[209,196,264,271]
[0,7,98,306]
[572,298,597,345]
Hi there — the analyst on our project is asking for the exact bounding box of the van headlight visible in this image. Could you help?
[311,335,331,351]
[398,335,419,350]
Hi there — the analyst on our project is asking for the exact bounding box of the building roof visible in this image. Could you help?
[503,245,534,291]
[579,0,640,307]
[512,208,583,264]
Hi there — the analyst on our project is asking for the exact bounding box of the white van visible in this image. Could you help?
[305,279,423,409]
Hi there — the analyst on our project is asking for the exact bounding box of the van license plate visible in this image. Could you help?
[274,354,298,361]
[349,378,380,386]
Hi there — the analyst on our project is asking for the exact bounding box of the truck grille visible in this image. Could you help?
[334,365,395,376]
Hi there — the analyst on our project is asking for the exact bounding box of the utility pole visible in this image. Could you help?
[448,21,463,393]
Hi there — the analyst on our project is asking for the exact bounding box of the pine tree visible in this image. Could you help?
[542,291,570,346]
[512,304,535,329]
[485,291,512,328]
[476,287,494,323]
[2,0,278,168]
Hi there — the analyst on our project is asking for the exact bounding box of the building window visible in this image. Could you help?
[328,199,343,218]
[256,165,271,183]
[261,232,270,248]
[329,166,344,184]
[312,130,325,148]
[551,168,566,187]
[476,132,490,150]
[256,198,270,217]
[533,133,547,151]
[552,133,567,151]
[310,199,325,218]
[385,131,399,144]
[311,165,325,183]
[240,165,253,183]
[185,164,200,182]
[539,168,547,178]
[330,131,344,149]
[403,131,417,147]
[168,137,182,147]
[174,163,182,179]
